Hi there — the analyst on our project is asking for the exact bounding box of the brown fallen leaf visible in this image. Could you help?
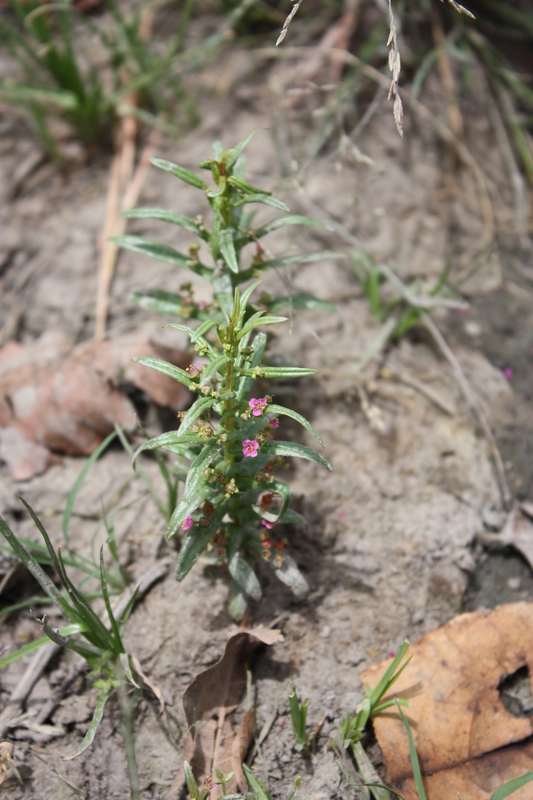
[0,330,190,480]
[359,604,533,799]
[170,627,283,799]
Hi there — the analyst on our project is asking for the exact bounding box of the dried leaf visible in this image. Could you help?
[360,604,533,799]
[0,331,189,479]
[171,628,282,797]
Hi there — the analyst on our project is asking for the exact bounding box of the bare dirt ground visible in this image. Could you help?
[1,17,533,800]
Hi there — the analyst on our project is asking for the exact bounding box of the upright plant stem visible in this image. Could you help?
[118,678,140,800]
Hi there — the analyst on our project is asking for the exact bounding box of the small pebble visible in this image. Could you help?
[508,577,521,591]
[320,625,331,639]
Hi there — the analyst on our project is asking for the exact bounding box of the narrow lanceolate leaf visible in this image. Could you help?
[0,513,76,622]
[267,404,324,446]
[0,624,83,669]
[237,314,288,339]
[150,157,207,189]
[254,214,331,238]
[229,552,262,601]
[190,318,218,342]
[132,356,193,388]
[166,482,213,540]
[175,505,226,579]
[182,439,220,503]
[163,323,218,359]
[262,441,332,471]
[273,554,309,599]
[131,288,185,315]
[212,271,234,319]
[238,280,262,316]
[200,355,230,384]
[122,207,200,235]
[177,393,231,439]
[132,431,181,465]
[111,236,206,275]
[396,702,427,800]
[266,293,338,314]
[256,250,345,271]
[219,227,239,273]
[491,773,533,800]
[62,685,113,760]
[235,193,290,213]
[236,333,267,404]
[225,128,266,169]
[253,481,292,523]
[236,366,317,379]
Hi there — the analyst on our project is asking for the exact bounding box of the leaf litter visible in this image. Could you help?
[360,604,533,799]
[170,627,283,798]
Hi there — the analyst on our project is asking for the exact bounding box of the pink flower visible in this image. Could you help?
[186,364,201,377]
[242,439,260,458]
[262,519,274,529]
[338,511,346,520]
[249,397,267,417]
[268,417,279,428]
[199,301,206,311]
[502,367,514,380]
[182,515,193,531]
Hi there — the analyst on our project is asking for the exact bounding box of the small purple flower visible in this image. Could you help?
[262,519,274,529]
[249,397,268,417]
[182,515,193,531]
[502,367,514,380]
[243,439,260,458]
[338,511,346,520]
[268,417,279,428]
[199,300,206,311]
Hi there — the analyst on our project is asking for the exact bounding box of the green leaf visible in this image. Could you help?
[62,685,113,760]
[253,481,292,523]
[166,482,213,540]
[0,510,78,623]
[228,580,248,620]
[177,393,227,439]
[369,641,411,709]
[237,313,287,340]
[0,624,82,669]
[212,271,234,319]
[396,702,427,800]
[150,157,207,189]
[122,207,200,235]
[200,355,230,384]
[256,251,345,271]
[99,547,123,654]
[255,214,331,238]
[132,430,180,464]
[280,508,308,526]
[491,773,533,800]
[190,318,218,342]
[111,235,199,271]
[132,356,192,388]
[267,403,324,446]
[175,505,226,580]
[219,227,239,273]
[182,438,220,504]
[235,193,290,213]
[236,366,317,379]
[266,293,338,314]
[225,128,265,170]
[262,441,332,471]
[243,764,270,800]
[183,761,200,800]
[228,552,262,601]
[63,430,117,545]
[273,553,309,599]
[238,280,262,315]
[163,322,218,359]
[131,288,186,315]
